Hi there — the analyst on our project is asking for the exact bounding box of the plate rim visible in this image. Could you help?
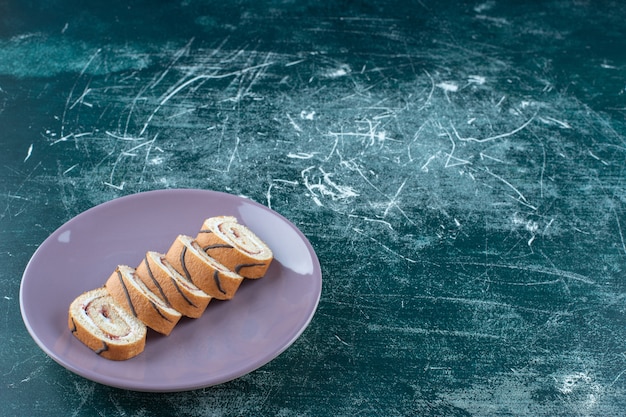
[19,188,322,392]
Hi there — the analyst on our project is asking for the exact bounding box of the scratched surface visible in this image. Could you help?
[2,0,626,415]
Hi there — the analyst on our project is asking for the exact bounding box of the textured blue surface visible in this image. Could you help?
[2,1,626,415]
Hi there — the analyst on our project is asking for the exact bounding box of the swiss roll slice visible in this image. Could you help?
[135,251,212,318]
[195,216,273,279]
[68,287,147,360]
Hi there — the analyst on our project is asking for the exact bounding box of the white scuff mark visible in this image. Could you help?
[4,296,11,300]
[556,370,602,414]
[105,131,144,141]
[334,334,350,346]
[468,75,486,85]
[451,114,535,143]
[225,136,239,173]
[588,150,609,166]
[285,59,306,67]
[327,122,390,149]
[103,181,125,190]
[421,153,439,172]
[148,156,164,165]
[59,47,101,139]
[300,110,316,120]
[274,179,299,186]
[475,14,510,26]
[436,81,459,92]
[539,116,571,129]
[167,107,196,119]
[347,214,393,231]
[50,132,92,146]
[266,182,275,210]
[526,221,539,234]
[486,167,537,210]
[543,217,555,235]
[24,144,33,162]
[318,168,359,200]
[286,113,302,132]
[613,204,626,255]
[50,133,75,146]
[300,166,358,206]
[140,60,274,136]
[268,180,299,209]
[287,152,317,159]
[324,64,351,78]
[301,166,323,207]
[474,1,496,13]
[61,22,69,34]
[69,87,92,110]
[63,164,78,175]
[383,178,408,218]
[441,125,471,168]
[480,152,505,163]
[611,368,626,386]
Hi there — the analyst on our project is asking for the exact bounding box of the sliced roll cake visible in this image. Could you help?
[104,265,182,335]
[68,287,147,360]
[165,234,243,300]
[135,251,212,318]
[195,216,273,279]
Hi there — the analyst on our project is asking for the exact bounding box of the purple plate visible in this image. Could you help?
[20,189,322,392]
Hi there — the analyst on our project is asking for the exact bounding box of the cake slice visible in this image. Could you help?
[165,234,243,300]
[195,216,273,279]
[135,251,212,318]
[104,265,182,335]
[68,287,146,360]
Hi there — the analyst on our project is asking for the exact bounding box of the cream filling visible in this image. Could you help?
[85,297,131,339]
[76,290,141,342]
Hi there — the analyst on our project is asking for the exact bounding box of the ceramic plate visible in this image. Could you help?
[20,189,322,392]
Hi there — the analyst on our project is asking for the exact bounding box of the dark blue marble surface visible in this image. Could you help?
[2,1,626,415]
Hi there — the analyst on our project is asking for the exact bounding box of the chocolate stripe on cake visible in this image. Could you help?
[213,270,227,295]
[95,341,109,355]
[117,269,137,317]
[144,254,170,305]
[203,243,233,251]
[150,300,173,322]
[180,246,194,284]
[235,263,265,275]
[171,279,197,307]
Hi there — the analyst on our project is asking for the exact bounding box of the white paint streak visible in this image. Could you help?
[300,110,316,120]
[436,81,459,92]
[451,114,535,143]
[24,144,33,162]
